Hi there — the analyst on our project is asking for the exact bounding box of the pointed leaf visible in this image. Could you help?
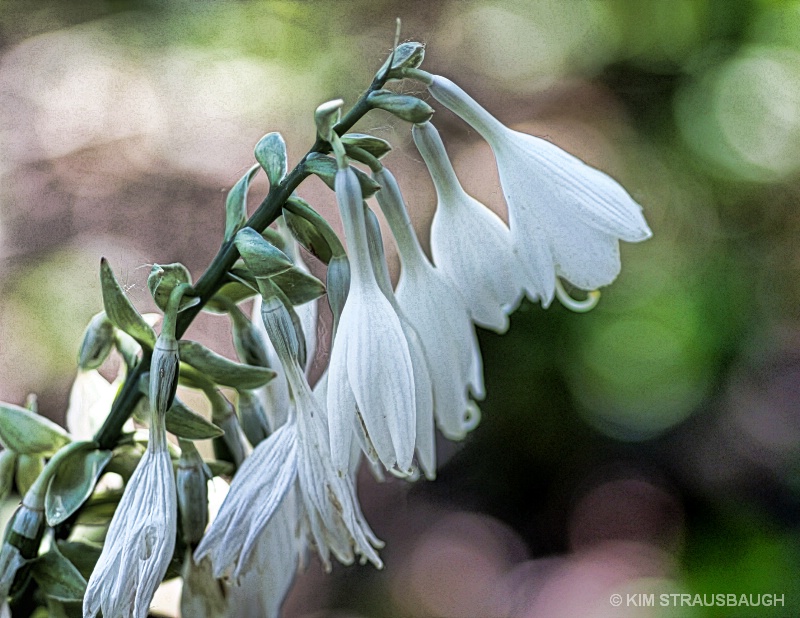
[166,399,224,440]
[283,196,345,263]
[179,340,276,389]
[30,544,87,602]
[341,133,392,159]
[271,266,326,306]
[367,90,434,123]
[56,541,102,582]
[234,228,294,278]
[225,164,261,242]
[0,402,70,455]
[303,153,381,198]
[254,132,288,186]
[100,258,156,348]
[204,281,258,314]
[45,445,113,526]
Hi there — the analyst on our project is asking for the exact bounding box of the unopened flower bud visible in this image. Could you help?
[314,99,343,143]
[78,312,115,370]
[177,439,211,548]
[149,334,179,424]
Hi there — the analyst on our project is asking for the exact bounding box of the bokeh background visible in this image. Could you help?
[2,0,800,616]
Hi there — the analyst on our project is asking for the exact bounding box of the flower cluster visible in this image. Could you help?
[0,41,650,618]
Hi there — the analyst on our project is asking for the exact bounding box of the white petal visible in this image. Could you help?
[495,132,652,243]
[396,268,482,440]
[414,121,522,332]
[343,289,416,474]
[194,421,298,578]
[325,317,357,474]
[84,444,176,618]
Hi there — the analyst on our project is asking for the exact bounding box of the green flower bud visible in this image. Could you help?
[379,41,425,80]
[77,312,115,370]
[230,306,270,368]
[254,132,288,186]
[314,99,343,143]
[234,228,294,279]
[341,133,393,159]
[237,390,270,447]
[149,334,180,423]
[177,439,211,547]
[147,263,198,313]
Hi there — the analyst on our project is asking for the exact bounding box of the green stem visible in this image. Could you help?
[91,62,392,452]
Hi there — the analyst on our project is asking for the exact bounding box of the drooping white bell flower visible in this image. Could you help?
[413,121,523,332]
[427,75,652,306]
[362,202,436,480]
[226,498,300,618]
[193,418,299,579]
[373,166,483,441]
[326,166,417,476]
[196,292,382,576]
[83,409,176,618]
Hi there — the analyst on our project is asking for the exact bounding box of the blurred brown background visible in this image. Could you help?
[2,0,800,616]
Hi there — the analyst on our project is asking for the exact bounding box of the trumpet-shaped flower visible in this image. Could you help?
[427,75,652,306]
[362,202,436,479]
[373,167,483,441]
[327,167,417,476]
[196,293,382,578]
[413,121,523,332]
[83,414,176,618]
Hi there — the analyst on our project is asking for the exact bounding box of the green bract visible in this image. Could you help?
[0,402,71,456]
[224,164,261,242]
[303,153,381,197]
[367,90,434,123]
[179,340,276,389]
[45,444,113,526]
[341,133,392,159]
[314,99,343,142]
[77,312,115,371]
[166,399,224,440]
[255,132,288,186]
[234,227,294,278]
[30,544,88,604]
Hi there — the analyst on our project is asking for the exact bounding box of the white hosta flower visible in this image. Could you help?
[327,167,417,476]
[362,203,436,480]
[194,419,299,579]
[374,167,483,441]
[83,417,176,618]
[196,309,382,577]
[227,498,300,618]
[428,75,652,305]
[66,369,119,439]
[413,121,523,333]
